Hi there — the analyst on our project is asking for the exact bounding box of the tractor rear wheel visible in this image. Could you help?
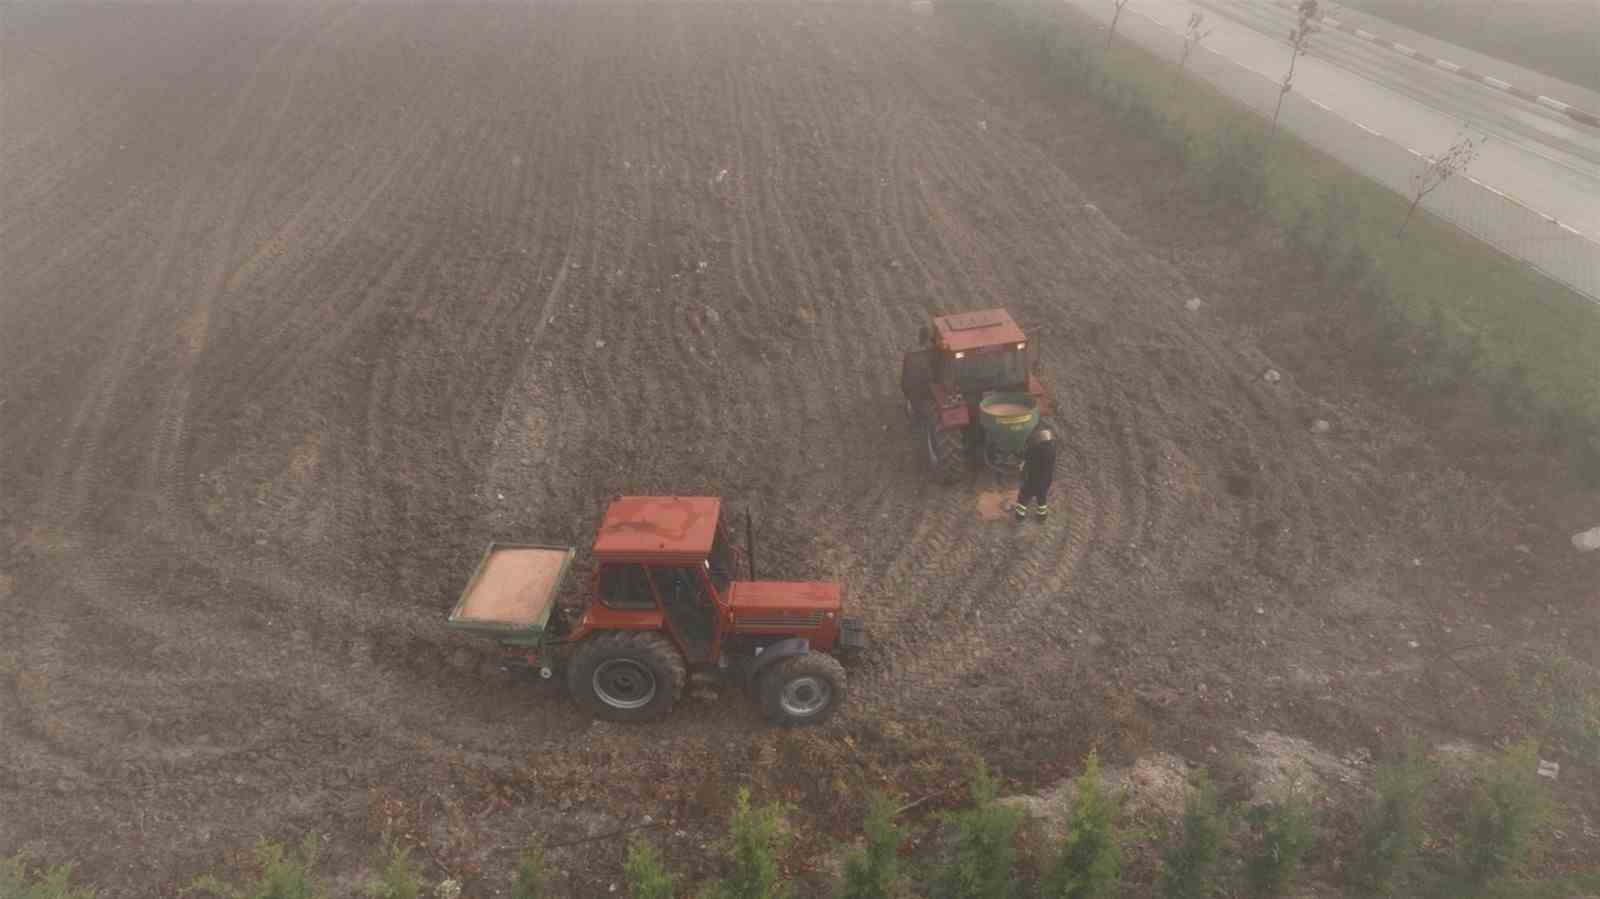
[926,421,966,484]
[567,631,686,723]
[759,652,846,726]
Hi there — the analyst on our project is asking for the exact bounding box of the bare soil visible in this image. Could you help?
[2,1,1596,894]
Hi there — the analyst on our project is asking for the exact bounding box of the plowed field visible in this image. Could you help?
[3,1,1594,894]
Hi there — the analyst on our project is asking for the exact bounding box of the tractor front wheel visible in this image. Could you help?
[759,652,847,726]
[567,632,686,723]
[925,421,966,484]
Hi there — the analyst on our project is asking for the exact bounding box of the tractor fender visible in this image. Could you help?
[746,638,811,684]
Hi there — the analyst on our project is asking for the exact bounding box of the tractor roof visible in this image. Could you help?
[594,496,721,558]
[932,308,1026,353]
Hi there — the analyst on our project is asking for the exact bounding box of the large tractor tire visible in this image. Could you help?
[567,631,686,723]
[925,421,966,485]
[758,652,846,726]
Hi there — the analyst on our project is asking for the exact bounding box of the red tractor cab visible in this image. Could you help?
[900,308,1053,483]
[447,497,865,726]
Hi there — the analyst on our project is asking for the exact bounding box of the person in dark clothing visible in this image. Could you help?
[1013,425,1057,520]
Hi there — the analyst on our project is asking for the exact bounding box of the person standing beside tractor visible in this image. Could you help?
[1013,425,1057,520]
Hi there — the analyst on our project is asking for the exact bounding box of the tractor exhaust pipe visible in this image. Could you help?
[746,509,757,581]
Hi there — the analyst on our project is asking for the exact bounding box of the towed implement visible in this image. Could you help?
[447,496,865,726]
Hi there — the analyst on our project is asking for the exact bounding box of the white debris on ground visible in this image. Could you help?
[1185,297,1205,312]
[1432,739,1489,787]
[1572,525,1600,552]
[1243,731,1366,804]
[1007,731,1377,842]
[1002,752,1190,843]
[1262,368,1282,383]
[1310,419,1331,434]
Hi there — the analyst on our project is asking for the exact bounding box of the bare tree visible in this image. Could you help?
[1107,0,1132,48]
[1174,10,1212,87]
[1272,0,1319,133]
[1399,130,1483,236]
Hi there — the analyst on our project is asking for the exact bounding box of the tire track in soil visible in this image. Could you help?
[0,7,283,286]
[203,4,518,413]
[2,4,1396,891]
[776,20,980,671]
[350,10,553,590]
[805,28,1075,718]
[145,3,373,521]
[719,20,806,506]
[485,4,641,531]
[416,9,572,474]
[29,3,342,527]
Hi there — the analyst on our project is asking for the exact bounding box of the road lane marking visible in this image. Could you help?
[1259,0,1597,129]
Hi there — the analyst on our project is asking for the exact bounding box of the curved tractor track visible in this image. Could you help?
[1,1,1568,893]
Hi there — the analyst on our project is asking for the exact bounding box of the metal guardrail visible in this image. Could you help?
[1109,6,1600,303]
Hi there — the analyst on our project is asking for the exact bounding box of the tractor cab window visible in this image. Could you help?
[650,566,716,661]
[950,347,1026,396]
[597,563,655,610]
[706,525,734,596]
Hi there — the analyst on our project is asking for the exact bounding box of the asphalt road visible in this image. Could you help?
[1064,0,1600,240]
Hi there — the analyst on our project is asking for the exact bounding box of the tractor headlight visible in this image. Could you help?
[1016,342,1026,350]
[954,351,965,359]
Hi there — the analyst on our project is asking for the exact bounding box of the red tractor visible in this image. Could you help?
[446,496,865,726]
[900,308,1053,483]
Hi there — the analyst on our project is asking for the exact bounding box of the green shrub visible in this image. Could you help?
[1,855,99,899]
[838,793,904,899]
[1244,783,1316,897]
[1460,739,1554,887]
[704,788,791,899]
[1506,652,1600,766]
[363,840,424,899]
[930,762,1022,899]
[187,835,325,899]
[1160,771,1227,899]
[1042,752,1121,899]
[625,839,675,899]
[512,843,547,899]
[1358,738,1437,894]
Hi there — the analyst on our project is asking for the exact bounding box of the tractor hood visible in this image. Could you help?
[727,580,842,629]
